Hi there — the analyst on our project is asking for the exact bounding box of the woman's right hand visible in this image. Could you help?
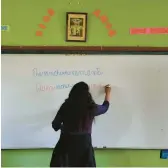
[105,84,111,95]
[104,85,111,102]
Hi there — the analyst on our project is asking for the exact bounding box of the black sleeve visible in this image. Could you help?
[52,104,64,131]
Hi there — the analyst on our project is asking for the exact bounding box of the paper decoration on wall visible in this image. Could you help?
[93,9,101,17]
[106,23,112,29]
[93,9,116,37]
[43,16,50,22]
[48,8,55,16]
[35,8,55,37]
[39,24,46,29]
[108,30,116,37]
[36,31,43,36]
[130,28,168,35]
[100,15,108,23]
[1,25,10,31]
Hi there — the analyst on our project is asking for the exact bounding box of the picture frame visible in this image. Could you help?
[66,12,88,42]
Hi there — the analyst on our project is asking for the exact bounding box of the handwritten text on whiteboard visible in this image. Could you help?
[33,68,103,77]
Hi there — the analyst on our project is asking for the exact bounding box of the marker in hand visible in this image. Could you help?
[105,84,111,88]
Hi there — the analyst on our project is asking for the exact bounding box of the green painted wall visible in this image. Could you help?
[1,0,168,167]
[1,0,168,46]
[1,149,168,167]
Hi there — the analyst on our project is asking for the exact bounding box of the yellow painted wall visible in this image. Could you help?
[1,0,168,167]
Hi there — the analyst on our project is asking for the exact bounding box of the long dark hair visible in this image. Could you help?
[64,82,97,129]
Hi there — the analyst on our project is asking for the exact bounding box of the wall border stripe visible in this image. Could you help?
[2,46,168,51]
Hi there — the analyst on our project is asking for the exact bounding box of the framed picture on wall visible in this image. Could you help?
[66,12,88,42]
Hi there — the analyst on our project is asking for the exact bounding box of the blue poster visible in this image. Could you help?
[160,150,168,159]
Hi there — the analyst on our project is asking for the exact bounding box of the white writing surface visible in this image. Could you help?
[1,54,168,149]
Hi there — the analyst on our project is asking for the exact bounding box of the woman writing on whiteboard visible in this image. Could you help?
[50,81,111,167]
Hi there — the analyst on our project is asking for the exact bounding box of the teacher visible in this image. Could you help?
[50,81,111,167]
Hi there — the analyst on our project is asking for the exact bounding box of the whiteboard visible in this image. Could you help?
[1,54,168,149]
